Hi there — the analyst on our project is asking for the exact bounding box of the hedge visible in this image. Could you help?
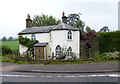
[96,31,120,53]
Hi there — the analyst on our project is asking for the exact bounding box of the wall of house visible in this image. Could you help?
[19,44,28,54]
[19,33,51,58]
[19,30,80,59]
[50,30,80,58]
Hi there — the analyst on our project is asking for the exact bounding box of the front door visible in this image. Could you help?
[35,47,44,60]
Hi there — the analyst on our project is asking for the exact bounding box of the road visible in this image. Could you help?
[1,62,120,83]
[1,71,120,82]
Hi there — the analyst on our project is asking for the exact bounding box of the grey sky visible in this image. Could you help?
[0,0,119,38]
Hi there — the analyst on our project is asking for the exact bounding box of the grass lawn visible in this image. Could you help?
[1,41,19,51]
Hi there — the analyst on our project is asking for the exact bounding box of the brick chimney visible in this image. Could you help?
[26,14,32,28]
[62,11,67,24]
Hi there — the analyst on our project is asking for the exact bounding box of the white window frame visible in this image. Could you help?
[31,34,36,40]
[67,31,72,40]
[55,45,62,57]
[67,47,72,57]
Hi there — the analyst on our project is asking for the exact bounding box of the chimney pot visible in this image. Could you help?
[26,14,32,28]
[62,11,67,24]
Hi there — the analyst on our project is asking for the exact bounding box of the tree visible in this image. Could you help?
[67,13,85,32]
[32,14,61,26]
[100,26,109,32]
[85,26,91,32]
[2,36,7,41]
[8,36,13,41]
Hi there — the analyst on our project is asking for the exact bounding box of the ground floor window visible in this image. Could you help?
[55,45,62,57]
[67,47,72,57]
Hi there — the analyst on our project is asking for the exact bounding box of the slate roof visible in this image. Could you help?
[18,22,80,35]
[34,43,48,47]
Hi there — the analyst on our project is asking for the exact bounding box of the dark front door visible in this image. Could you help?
[35,47,44,60]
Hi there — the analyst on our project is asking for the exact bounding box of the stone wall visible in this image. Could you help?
[80,40,99,59]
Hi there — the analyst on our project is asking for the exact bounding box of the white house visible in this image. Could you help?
[18,12,80,60]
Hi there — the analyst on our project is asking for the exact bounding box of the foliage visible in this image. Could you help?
[2,45,12,55]
[96,31,120,53]
[8,36,13,41]
[2,36,7,41]
[100,26,109,32]
[81,31,97,40]
[95,51,120,61]
[95,53,109,61]
[18,36,39,55]
[67,13,85,32]
[105,51,120,60]
[32,14,61,26]
[16,61,25,64]
[2,41,19,50]
[85,26,91,32]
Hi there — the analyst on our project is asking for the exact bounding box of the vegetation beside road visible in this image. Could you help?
[2,51,120,65]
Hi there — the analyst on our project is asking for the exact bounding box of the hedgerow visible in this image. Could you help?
[96,31,120,53]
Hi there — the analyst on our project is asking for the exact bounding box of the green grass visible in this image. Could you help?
[1,41,19,51]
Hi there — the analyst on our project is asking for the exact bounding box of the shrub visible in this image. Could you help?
[2,45,12,55]
[105,51,120,60]
[96,31,120,53]
[16,61,25,64]
[95,53,109,61]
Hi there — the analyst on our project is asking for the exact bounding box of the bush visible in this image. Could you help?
[2,45,12,55]
[16,61,25,64]
[105,51,120,60]
[96,31,120,53]
[95,53,109,61]
[95,51,120,61]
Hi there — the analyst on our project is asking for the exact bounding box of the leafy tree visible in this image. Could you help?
[100,26,109,32]
[32,14,61,26]
[2,36,7,41]
[8,36,13,41]
[67,13,85,32]
[85,26,91,32]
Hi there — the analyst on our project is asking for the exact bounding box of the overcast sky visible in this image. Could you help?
[0,0,119,38]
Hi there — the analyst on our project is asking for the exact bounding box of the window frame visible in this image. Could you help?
[67,47,72,57]
[31,34,36,40]
[67,30,72,40]
[55,45,62,57]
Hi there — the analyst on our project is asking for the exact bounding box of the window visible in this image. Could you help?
[55,45,62,57]
[67,47,72,56]
[67,31,72,40]
[31,34,36,40]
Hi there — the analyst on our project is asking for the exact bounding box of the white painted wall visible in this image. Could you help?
[50,30,80,58]
[19,30,80,59]
[19,44,28,54]
[19,33,50,57]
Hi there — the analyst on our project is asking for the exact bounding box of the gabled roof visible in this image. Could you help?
[18,22,80,35]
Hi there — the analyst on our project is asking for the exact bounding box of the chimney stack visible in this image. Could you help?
[62,11,67,24]
[26,14,32,28]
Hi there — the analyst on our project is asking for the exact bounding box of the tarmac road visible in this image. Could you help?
[1,71,120,82]
[1,61,120,83]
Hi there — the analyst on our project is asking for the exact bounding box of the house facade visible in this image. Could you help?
[18,13,80,60]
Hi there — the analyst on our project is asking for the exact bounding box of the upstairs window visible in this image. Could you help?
[31,34,36,40]
[67,47,72,56]
[55,45,62,57]
[67,31,72,40]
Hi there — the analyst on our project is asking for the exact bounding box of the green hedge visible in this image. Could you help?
[96,31,120,53]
